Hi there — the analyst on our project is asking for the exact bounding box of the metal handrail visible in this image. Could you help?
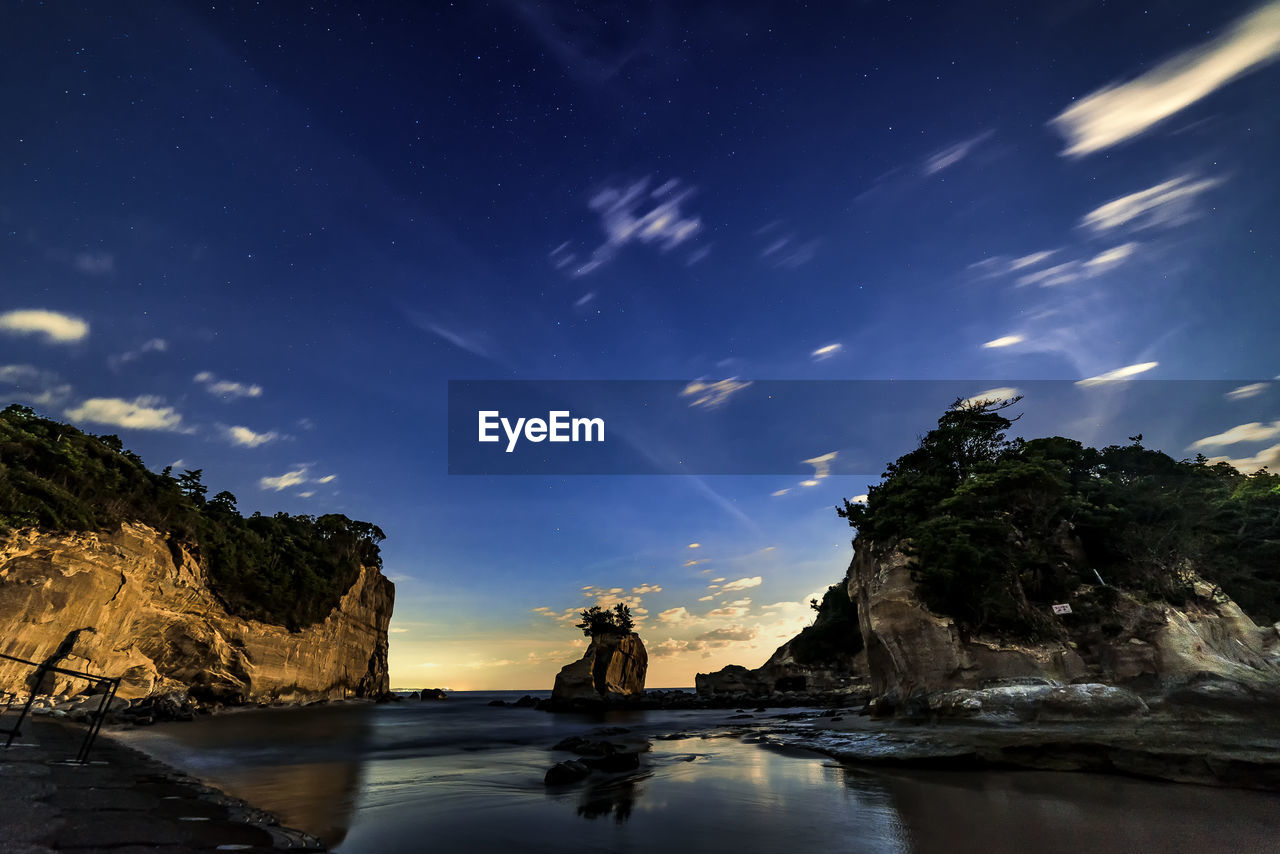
[0,651,122,763]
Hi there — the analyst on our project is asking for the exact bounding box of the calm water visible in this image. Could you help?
[112,691,1280,854]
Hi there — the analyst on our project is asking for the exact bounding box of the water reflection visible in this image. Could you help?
[574,770,651,822]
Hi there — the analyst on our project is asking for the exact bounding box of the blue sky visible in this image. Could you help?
[2,1,1278,689]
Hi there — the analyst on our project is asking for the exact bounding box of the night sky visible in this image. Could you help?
[3,1,1278,689]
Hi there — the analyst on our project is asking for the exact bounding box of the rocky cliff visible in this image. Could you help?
[847,540,1280,714]
[550,632,647,706]
[0,522,394,703]
[695,637,869,702]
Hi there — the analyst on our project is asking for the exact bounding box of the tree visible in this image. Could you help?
[576,602,635,637]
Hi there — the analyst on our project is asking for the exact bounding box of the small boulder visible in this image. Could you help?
[544,760,591,786]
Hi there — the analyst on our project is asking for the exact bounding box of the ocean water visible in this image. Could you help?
[112,691,1280,854]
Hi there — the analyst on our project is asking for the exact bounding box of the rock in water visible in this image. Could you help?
[551,632,647,705]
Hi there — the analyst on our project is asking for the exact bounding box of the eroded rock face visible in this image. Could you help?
[551,632,647,704]
[847,539,1280,707]
[0,523,394,703]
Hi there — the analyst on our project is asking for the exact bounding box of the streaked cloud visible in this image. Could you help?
[811,343,842,361]
[195,371,263,400]
[65,396,185,431]
[1207,443,1280,474]
[259,466,311,491]
[803,452,837,480]
[0,309,89,343]
[1051,2,1280,156]
[1075,361,1159,386]
[922,130,993,175]
[960,387,1021,407]
[110,338,168,371]
[982,334,1024,349]
[1189,421,1280,449]
[1080,174,1223,233]
[225,425,279,448]
[568,177,702,277]
[1227,382,1269,401]
[720,576,763,592]
[687,542,701,549]
[770,488,791,497]
[680,378,752,409]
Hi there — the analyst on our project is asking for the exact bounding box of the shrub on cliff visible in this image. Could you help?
[0,404,384,630]
[576,603,635,637]
[790,582,863,666]
[837,398,1280,638]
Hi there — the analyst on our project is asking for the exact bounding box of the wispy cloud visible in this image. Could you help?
[1226,382,1269,401]
[225,425,279,448]
[65,396,186,431]
[680,378,752,409]
[194,371,263,400]
[1207,443,1280,474]
[73,252,114,275]
[110,338,168,371]
[982,334,1024,349]
[259,466,311,491]
[811,343,842,361]
[960,387,1021,407]
[0,309,88,343]
[566,177,702,277]
[720,576,763,592]
[1080,174,1223,233]
[1051,1,1280,156]
[1075,361,1159,386]
[922,130,994,175]
[1189,421,1280,449]
[0,364,73,407]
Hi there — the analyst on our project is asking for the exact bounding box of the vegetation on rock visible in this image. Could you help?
[576,603,635,637]
[837,397,1280,639]
[0,404,384,630]
[791,582,864,665]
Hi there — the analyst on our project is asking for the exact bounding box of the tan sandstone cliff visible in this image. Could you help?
[551,632,647,705]
[0,522,394,702]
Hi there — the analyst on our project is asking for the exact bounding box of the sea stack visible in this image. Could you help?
[550,632,647,706]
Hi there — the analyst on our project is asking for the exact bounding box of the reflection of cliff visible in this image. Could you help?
[116,703,373,848]
[0,523,394,702]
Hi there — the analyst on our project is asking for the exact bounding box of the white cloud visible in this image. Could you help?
[922,130,994,175]
[1016,261,1084,288]
[680,378,752,409]
[0,309,88,343]
[316,474,337,484]
[259,467,310,491]
[721,576,763,592]
[811,343,842,361]
[1189,421,1280,449]
[65,396,185,431]
[687,543,701,549]
[298,491,315,498]
[1075,362,1158,386]
[658,607,692,625]
[111,338,168,370]
[706,598,753,619]
[1227,382,1269,401]
[1080,175,1223,233]
[1207,443,1280,474]
[770,488,791,497]
[694,624,758,645]
[698,595,714,601]
[631,584,662,594]
[195,372,263,400]
[569,177,702,276]
[983,334,1024,349]
[225,425,279,448]
[1051,2,1280,156]
[849,494,869,504]
[960,387,1021,408]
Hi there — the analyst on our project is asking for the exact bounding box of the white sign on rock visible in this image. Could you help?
[1052,603,1072,615]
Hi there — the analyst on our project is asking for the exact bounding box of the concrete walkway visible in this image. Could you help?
[0,719,323,853]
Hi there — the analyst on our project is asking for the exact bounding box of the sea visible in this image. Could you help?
[111,690,1280,854]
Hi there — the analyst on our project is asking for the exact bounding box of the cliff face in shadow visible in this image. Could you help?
[0,522,394,702]
[846,538,1280,713]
